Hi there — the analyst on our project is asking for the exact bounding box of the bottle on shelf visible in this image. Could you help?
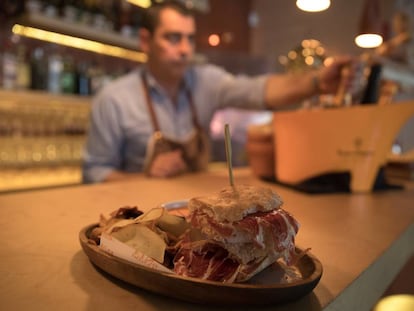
[100,0,115,31]
[0,38,18,90]
[88,62,104,95]
[30,46,48,90]
[16,44,31,90]
[43,0,62,18]
[47,46,63,94]
[119,0,133,38]
[78,0,94,26]
[76,61,91,96]
[26,0,44,14]
[60,55,76,94]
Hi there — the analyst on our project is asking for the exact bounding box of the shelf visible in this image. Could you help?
[0,89,92,106]
[17,12,139,51]
[0,89,88,192]
[12,11,207,63]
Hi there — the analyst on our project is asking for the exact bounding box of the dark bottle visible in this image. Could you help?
[76,61,91,96]
[60,56,76,94]
[30,47,48,90]
[360,63,382,104]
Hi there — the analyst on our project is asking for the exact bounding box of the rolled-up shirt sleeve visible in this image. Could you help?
[217,73,268,110]
[82,94,124,183]
[194,65,269,112]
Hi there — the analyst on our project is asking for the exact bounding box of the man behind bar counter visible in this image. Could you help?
[83,0,354,183]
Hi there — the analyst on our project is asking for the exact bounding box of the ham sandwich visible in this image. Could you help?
[173,184,299,283]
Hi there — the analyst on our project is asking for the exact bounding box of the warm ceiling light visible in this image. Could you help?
[355,0,383,48]
[355,33,383,48]
[126,0,152,9]
[12,24,147,63]
[296,0,331,12]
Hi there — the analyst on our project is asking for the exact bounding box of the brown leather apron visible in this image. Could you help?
[141,72,210,174]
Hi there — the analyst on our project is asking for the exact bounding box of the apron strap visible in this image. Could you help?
[141,71,161,132]
[186,88,202,130]
[141,70,210,173]
[141,71,200,132]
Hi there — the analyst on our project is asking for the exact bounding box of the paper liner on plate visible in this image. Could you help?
[99,232,173,274]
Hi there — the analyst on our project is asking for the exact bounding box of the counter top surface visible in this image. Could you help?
[0,167,413,311]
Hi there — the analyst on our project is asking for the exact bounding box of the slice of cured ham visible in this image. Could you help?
[174,208,300,282]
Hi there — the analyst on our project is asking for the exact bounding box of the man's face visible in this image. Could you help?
[146,8,196,80]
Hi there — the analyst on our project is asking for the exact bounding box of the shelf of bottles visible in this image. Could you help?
[0,38,135,96]
[0,89,91,192]
[0,0,145,97]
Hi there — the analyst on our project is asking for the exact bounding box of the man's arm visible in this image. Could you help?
[102,150,187,181]
[264,56,354,109]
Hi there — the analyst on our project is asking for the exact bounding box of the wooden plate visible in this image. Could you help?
[79,224,322,305]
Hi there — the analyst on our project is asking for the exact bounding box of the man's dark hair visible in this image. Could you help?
[141,0,194,34]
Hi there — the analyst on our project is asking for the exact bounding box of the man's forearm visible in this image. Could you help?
[264,72,318,109]
[264,56,353,110]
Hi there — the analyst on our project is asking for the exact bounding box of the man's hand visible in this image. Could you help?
[149,149,188,178]
[318,56,356,94]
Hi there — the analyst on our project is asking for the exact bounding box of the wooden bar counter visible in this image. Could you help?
[0,166,413,311]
